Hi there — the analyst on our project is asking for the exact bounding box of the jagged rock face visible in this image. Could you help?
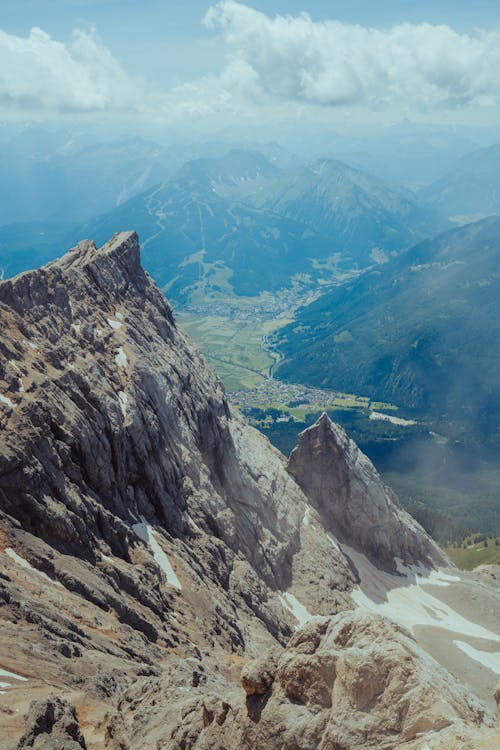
[0,232,353,746]
[0,231,304,589]
[108,611,497,750]
[17,696,87,749]
[0,232,333,674]
[0,233,495,749]
[287,413,447,570]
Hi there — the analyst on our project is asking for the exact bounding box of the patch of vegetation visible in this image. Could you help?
[177,311,295,392]
[444,535,500,570]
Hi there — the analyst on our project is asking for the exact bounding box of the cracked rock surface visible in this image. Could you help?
[0,232,497,749]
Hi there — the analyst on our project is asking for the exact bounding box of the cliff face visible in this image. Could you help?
[0,231,301,587]
[287,413,447,571]
[0,232,497,749]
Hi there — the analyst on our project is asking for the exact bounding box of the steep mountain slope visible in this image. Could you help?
[77,161,337,300]
[0,134,177,226]
[177,149,282,198]
[252,158,438,265]
[275,216,500,424]
[420,142,500,224]
[0,233,498,749]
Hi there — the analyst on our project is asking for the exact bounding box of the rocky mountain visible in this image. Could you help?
[251,157,439,266]
[0,232,499,749]
[420,142,500,224]
[287,414,440,571]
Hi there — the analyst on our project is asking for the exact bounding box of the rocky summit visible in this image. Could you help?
[0,232,498,749]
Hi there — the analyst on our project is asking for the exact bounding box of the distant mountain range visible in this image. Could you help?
[420,142,500,224]
[0,127,297,226]
[275,216,500,429]
[0,148,439,301]
[251,158,435,266]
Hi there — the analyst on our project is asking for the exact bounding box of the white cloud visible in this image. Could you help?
[1,5,500,123]
[204,1,500,112]
[0,27,143,113]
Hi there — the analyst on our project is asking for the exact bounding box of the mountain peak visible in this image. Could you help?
[287,413,446,570]
[53,229,141,284]
[0,230,144,317]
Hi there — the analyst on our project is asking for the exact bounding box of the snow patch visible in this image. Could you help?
[328,533,341,551]
[115,312,124,321]
[369,411,416,426]
[107,318,123,330]
[71,323,81,334]
[18,378,24,393]
[394,558,461,586]
[0,394,15,409]
[132,522,182,590]
[279,592,314,628]
[302,507,310,527]
[0,668,28,691]
[118,391,128,416]
[5,548,61,586]
[115,347,127,368]
[453,641,500,674]
[28,342,38,350]
[345,545,500,642]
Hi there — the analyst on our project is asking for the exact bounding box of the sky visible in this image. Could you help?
[1,1,500,133]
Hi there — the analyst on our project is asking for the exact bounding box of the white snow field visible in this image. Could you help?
[279,592,314,628]
[132,521,182,590]
[344,544,500,642]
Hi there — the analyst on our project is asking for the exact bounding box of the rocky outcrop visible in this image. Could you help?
[0,232,496,749]
[0,231,351,745]
[17,697,86,749]
[287,413,447,570]
[114,610,497,750]
[0,231,305,590]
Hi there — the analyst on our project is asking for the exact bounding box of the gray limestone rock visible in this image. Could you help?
[17,696,86,749]
[0,232,495,750]
[287,412,447,571]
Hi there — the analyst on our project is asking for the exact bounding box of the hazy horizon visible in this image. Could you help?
[1,0,500,142]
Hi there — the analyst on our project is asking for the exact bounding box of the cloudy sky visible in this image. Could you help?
[1,0,500,129]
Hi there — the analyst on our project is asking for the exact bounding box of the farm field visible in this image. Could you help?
[176,311,293,392]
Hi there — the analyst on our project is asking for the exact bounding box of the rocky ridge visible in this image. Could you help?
[287,413,445,571]
[0,232,498,749]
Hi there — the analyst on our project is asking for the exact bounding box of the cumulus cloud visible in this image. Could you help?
[1,4,499,121]
[204,1,500,111]
[0,27,143,113]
